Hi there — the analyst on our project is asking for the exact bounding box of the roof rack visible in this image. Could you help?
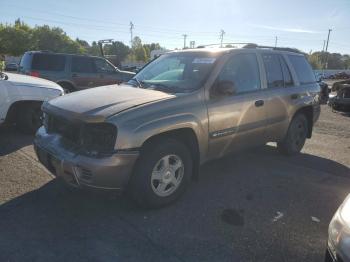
[197,43,303,54]
[197,42,254,48]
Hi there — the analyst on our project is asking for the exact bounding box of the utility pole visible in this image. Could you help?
[182,34,188,49]
[219,29,225,48]
[129,21,134,47]
[324,29,332,69]
[274,36,278,48]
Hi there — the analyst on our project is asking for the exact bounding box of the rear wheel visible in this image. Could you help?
[17,103,43,134]
[277,113,308,155]
[129,138,192,208]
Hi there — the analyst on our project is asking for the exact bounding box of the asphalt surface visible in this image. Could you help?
[0,105,349,262]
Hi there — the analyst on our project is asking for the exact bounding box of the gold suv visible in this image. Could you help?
[34,46,321,208]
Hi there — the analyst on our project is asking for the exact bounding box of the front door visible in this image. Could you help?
[70,56,99,90]
[93,58,122,86]
[207,52,267,159]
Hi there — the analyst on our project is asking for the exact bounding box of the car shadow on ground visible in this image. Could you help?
[0,125,34,156]
[0,145,349,262]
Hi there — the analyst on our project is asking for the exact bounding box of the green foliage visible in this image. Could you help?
[307,51,350,69]
[308,52,323,69]
[104,41,130,66]
[0,19,85,56]
[0,19,33,56]
[32,25,85,54]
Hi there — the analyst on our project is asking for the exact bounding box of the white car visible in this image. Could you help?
[326,194,350,262]
[0,72,64,134]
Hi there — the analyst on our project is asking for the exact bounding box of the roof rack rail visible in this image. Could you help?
[197,42,255,48]
[196,43,303,54]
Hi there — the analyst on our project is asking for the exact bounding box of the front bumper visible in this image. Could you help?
[34,127,139,191]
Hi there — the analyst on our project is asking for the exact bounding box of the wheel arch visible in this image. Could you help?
[57,80,76,91]
[140,128,201,180]
[292,106,313,138]
[5,100,43,124]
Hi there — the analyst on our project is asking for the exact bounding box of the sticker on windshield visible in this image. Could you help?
[192,58,216,64]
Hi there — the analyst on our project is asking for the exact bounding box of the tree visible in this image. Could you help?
[130,36,148,62]
[308,52,322,69]
[32,25,85,54]
[0,19,33,56]
[104,41,130,66]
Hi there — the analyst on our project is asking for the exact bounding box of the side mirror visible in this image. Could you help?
[215,80,236,96]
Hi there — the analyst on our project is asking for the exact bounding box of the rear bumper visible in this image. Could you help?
[34,127,139,191]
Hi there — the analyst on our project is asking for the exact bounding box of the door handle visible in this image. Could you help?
[291,94,299,100]
[255,100,264,107]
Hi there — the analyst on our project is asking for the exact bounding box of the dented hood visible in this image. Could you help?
[43,84,174,122]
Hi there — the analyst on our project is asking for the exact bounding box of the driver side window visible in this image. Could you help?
[94,59,116,73]
[217,53,261,94]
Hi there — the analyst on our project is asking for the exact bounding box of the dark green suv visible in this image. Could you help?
[19,51,135,92]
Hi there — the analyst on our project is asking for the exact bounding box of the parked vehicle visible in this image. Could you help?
[0,72,64,134]
[325,194,350,262]
[5,63,18,72]
[34,47,320,208]
[18,51,135,93]
[329,84,350,112]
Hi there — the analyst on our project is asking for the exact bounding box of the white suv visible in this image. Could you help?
[0,72,64,134]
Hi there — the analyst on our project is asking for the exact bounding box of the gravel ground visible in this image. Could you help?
[0,105,349,262]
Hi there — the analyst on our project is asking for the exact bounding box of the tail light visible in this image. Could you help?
[29,71,40,77]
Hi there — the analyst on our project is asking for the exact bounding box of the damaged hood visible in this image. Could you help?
[43,84,174,122]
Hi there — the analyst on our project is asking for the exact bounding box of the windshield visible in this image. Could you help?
[128,52,218,93]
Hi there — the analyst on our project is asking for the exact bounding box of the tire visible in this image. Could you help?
[17,103,43,134]
[129,138,193,208]
[58,82,75,93]
[277,113,308,156]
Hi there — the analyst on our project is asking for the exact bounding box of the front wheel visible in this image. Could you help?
[129,139,192,208]
[277,113,308,156]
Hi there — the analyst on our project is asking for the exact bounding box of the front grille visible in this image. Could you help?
[47,114,81,144]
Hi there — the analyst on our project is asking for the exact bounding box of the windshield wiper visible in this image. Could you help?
[149,83,182,93]
[0,72,8,80]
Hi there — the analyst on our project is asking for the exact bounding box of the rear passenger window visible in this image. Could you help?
[32,54,66,71]
[262,54,284,88]
[288,55,316,85]
[280,56,293,87]
[217,53,261,94]
[72,57,95,73]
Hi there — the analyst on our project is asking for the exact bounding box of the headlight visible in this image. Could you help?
[340,195,350,226]
[80,123,117,155]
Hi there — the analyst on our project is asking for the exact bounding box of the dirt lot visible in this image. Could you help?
[0,105,349,262]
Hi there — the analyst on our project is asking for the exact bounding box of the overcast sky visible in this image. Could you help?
[1,0,350,54]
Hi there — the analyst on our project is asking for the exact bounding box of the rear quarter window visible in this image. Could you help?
[288,55,315,85]
[19,53,32,70]
[32,54,66,71]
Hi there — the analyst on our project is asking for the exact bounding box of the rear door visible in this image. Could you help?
[259,52,293,141]
[207,52,268,159]
[71,56,99,90]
